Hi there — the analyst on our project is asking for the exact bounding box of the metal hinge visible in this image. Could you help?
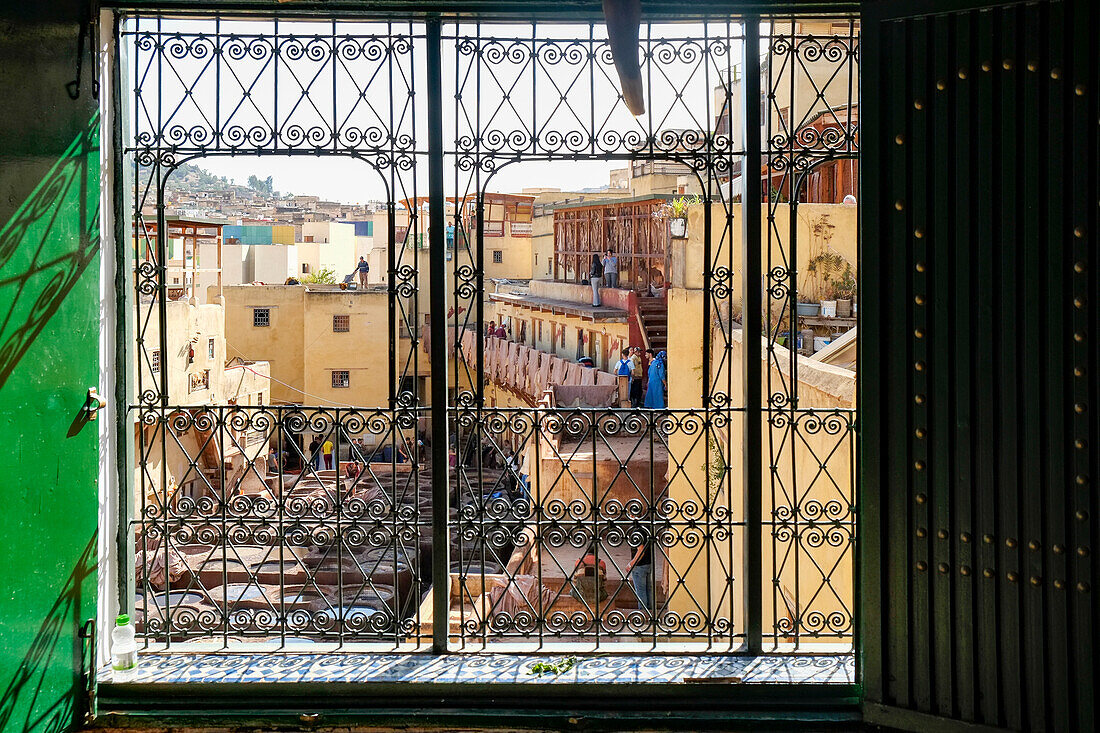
[79,618,97,725]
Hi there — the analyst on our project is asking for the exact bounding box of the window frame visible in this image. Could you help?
[101,10,862,718]
[333,313,350,332]
[331,369,351,388]
[252,307,271,327]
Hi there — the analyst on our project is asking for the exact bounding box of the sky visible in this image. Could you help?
[193,157,619,204]
[126,17,744,204]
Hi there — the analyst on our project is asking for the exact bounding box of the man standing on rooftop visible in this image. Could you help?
[356,256,369,287]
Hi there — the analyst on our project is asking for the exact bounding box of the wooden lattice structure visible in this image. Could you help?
[552,197,670,290]
[137,217,226,301]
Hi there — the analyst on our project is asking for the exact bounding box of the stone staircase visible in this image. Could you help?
[635,296,668,352]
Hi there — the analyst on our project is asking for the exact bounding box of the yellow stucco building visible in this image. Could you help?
[218,283,420,410]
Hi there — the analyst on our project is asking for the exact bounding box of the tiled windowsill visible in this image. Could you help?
[99,652,855,686]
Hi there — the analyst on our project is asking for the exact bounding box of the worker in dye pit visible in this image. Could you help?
[307,435,322,471]
[322,436,334,470]
[625,530,654,613]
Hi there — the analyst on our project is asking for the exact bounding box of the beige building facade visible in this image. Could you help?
[218,283,418,410]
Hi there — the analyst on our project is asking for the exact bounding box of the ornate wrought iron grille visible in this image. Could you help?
[121,14,858,654]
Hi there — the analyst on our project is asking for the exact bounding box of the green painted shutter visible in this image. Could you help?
[861,0,1097,729]
[0,6,100,732]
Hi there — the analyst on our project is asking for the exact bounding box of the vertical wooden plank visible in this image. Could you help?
[1016,2,1045,727]
[907,15,933,715]
[928,12,956,720]
[964,6,1001,725]
[1043,2,1071,730]
[1003,4,1034,726]
[1071,0,1098,728]
[858,6,885,703]
[884,16,912,710]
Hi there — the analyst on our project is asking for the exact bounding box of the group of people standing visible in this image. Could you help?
[615,346,668,409]
[587,248,619,307]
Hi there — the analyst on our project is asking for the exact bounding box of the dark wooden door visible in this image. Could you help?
[861,0,1097,729]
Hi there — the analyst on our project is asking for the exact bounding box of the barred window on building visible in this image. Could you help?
[150,349,160,371]
[253,308,270,327]
[492,250,503,263]
[332,370,350,388]
[333,314,350,332]
[207,338,215,359]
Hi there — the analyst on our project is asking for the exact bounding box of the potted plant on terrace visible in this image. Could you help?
[826,263,857,317]
[654,194,701,239]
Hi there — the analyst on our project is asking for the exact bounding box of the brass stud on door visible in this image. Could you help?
[1051,68,1062,79]
[958,67,968,79]
[916,561,928,572]
[913,99,925,110]
[1003,59,1013,70]
[1075,84,1086,96]
[895,134,905,145]
[981,61,992,72]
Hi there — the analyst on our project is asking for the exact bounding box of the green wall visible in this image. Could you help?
[0,4,100,731]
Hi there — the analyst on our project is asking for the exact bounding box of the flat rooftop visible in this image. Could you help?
[489,292,628,322]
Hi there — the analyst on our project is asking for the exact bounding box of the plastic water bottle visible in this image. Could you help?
[111,614,138,681]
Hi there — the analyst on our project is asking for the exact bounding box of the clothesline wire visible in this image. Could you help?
[225,338,355,408]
